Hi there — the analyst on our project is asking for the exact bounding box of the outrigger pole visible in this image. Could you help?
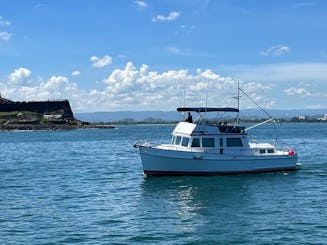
[239,87,273,119]
[237,81,276,132]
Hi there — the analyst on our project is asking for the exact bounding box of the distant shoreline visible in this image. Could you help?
[90,118,327,126]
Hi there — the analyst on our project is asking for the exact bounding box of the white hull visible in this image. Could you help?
[139,146,298,175]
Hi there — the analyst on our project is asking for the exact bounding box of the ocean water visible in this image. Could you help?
[1,123,327,244]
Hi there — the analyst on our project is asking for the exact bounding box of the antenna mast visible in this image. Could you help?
[183,83,186,108]
[234,79,241,125]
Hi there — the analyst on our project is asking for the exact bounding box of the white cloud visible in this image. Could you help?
[180,24,196,34]
[8,68,31,84]
[0,31,12,41]
[2,62,327,112]
[152,11,180,22]
[284,87,312,97]
[0,17,12,41]
[102,62,242,110]
[0,16,11,26]
[118,54,127,60]
[222,62,327,82]
[260,45,290,56]
[90,55,112,68]
[134,0,147,9]
[2,74,80,102]
[71,70,81,76]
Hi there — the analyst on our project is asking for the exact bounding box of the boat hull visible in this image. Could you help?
[138,146,299,176]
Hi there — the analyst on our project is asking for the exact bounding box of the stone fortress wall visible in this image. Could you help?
[0,96,74,119]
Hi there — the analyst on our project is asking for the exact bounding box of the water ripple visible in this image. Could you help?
[1,124,327,244]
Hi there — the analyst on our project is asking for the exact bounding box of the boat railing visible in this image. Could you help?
[278,144,297,153]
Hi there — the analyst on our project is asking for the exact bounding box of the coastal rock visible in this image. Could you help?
[0,96,91,130]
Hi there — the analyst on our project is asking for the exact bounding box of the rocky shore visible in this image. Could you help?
[0,97,115,131]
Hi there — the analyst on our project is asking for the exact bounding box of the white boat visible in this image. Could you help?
[134,94,299,176]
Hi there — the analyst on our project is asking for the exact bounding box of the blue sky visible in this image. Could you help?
[1,0,327,112]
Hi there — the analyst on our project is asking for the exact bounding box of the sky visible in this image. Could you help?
[1,0,327,112]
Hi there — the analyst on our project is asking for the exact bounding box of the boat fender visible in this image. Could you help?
[193,154,203,160]
[288,150,295,155]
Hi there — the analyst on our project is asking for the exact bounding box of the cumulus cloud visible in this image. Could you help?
[8,68,31,84]
[284,87,312,97]
[134,0,147,9]
[260,45,290,56]
[102,62,242,109]
[90,55,112,68]
[1,73,80,104]
[71,70,81,76]
[152,11,180,22]
[2,62,327,112]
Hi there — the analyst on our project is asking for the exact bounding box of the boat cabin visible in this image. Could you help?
[167,107,280,156]
[169,121,251,155]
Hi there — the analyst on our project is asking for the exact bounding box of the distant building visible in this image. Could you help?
[298,115,306,121]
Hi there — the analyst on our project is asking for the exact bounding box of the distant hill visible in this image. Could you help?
[75,111,180,122]
[75,109,327,123]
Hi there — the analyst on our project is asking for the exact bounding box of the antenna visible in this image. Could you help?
[204,82,209,119]
[233,79,241,124]
[183,83,186,108]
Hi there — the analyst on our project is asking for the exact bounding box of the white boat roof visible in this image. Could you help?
[173,122,197,136]
[173,122,221,136]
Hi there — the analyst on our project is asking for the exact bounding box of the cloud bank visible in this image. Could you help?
[1,62,327,112]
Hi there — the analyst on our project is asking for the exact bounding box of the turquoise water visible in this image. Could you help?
[1,123,327,244]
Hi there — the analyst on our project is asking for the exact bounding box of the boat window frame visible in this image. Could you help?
[173,136,182,145]
[171,136,175,145]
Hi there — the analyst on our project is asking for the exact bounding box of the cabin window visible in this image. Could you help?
[202,138,215,147]
[174,136,182,145]
[226,138,243,147]
[181,137,189,147]
[268,149,275,153]
[191,138,200,147]
[259,149,266,154]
